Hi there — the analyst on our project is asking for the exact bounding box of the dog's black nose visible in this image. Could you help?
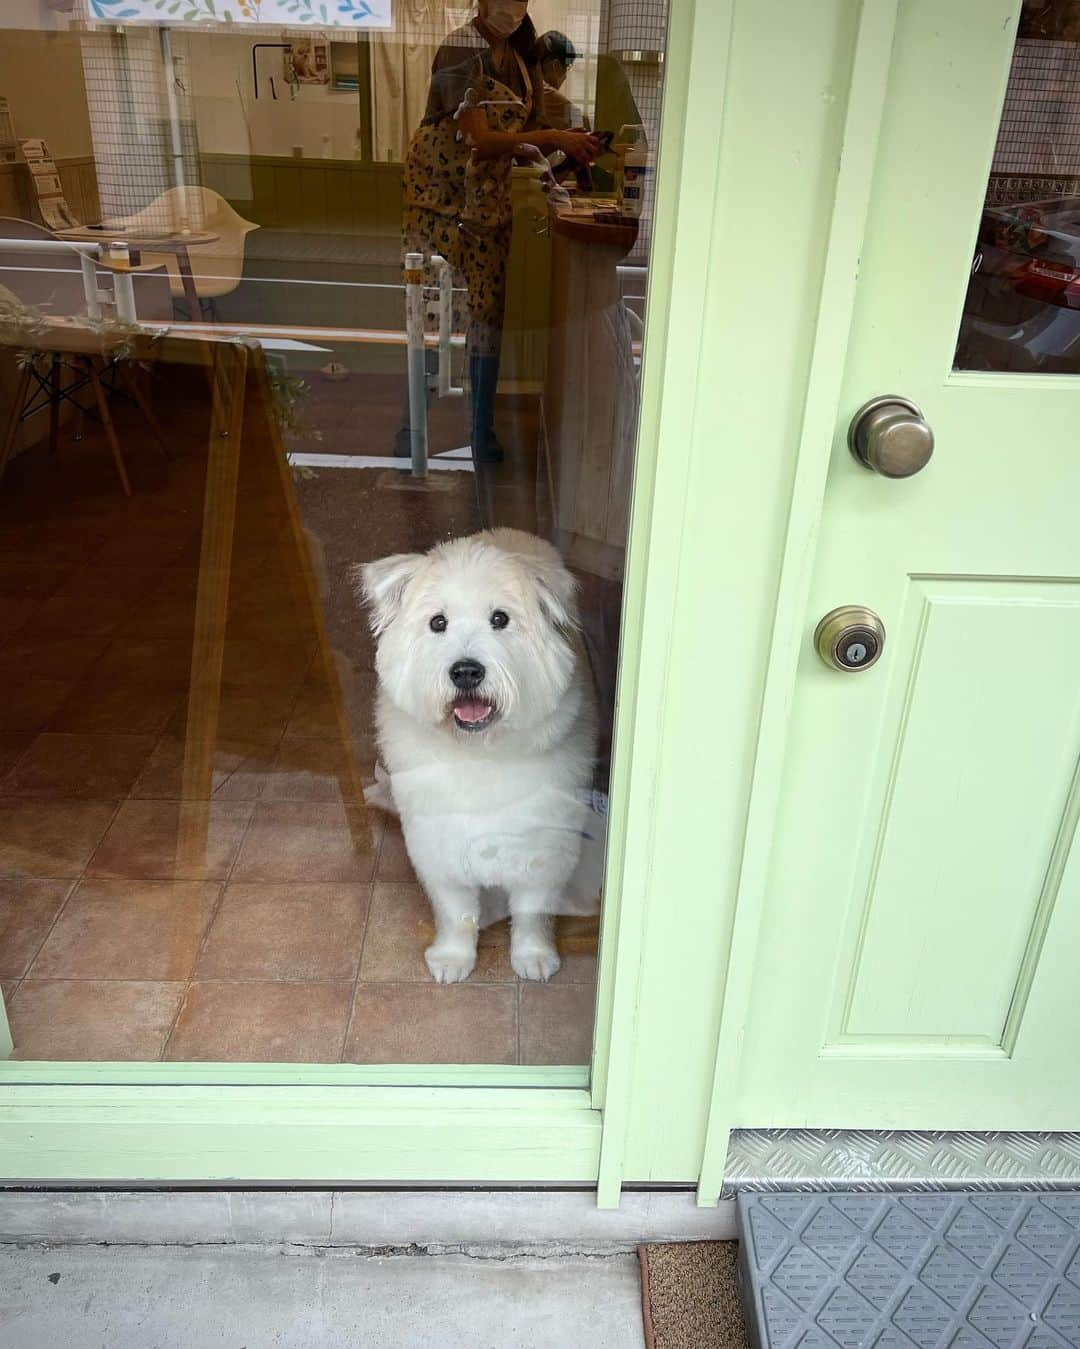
[450,658,485,690]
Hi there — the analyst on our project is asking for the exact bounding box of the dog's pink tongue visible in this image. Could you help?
[454,698,490,724]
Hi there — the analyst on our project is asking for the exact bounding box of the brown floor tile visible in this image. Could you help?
[2,978,18,1005]
[196,882,368,981]
[232,802,379,883]
[197,685,299,743]
[0,678,77,732]
[93,638,194,685]
[0,799,117,879]
[92,530,194,569]
[0,734,33,778]
[261,739,367,802]
[374,819,418,882]
[0,878,73,978]
[8,979,185,1061]
[282,677,340,740]
[119,575,197,638]
[165,980,352,1062]
[552,916,601,985]
[30,878,219,980]
[519,982,596,1066]
[360,883,516,984]
[31,588,141,637]
[0,634,110,682]
[87,799,253,880]
[48,677,183,734]
[130,737,277,801]
[344,983,517,1064]
[0,596,39,640]
[0,560,75,600]
[221,640,314,690]
[1,732,156,799]
[51,563,167,603]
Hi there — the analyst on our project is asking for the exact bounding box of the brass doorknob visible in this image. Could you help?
[848,395,934,478]
[815,606,885,672]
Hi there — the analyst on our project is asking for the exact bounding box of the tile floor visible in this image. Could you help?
[0,363,598,1065]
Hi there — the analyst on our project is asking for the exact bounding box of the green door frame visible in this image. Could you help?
[0,0,872,1200]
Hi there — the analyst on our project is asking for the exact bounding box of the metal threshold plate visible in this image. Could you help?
[737,1190,1080,1349]
[723,1131,1080,1198]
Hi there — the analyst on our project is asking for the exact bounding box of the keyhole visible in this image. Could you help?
[846,641,867,664]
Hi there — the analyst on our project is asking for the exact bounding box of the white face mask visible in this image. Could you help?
[485,0,528,38]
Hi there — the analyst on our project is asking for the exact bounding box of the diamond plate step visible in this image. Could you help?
[723,1132,1080,1199]
[736,1190,1080,1349]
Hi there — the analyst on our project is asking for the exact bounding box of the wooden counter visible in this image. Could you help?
[542,200,639,583]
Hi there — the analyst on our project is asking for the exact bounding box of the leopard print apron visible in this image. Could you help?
[402,50,533,357]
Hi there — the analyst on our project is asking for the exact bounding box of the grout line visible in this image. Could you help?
[13,875,82,985]
[336,889,372,1065]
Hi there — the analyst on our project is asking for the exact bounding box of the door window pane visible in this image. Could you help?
[957,3,1080,372]
[0,1,667,1067]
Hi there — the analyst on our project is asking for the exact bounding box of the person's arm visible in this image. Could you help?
[456,105,598,163]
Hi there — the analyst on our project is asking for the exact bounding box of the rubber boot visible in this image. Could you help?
[393,348,438,457]
[469,352,505,465]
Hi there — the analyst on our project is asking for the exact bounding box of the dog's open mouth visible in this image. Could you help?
[452,696,497,732]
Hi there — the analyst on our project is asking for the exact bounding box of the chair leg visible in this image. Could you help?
[86,357,132,497]
[0,362,34,486]
[48,354,62,455]
[124,364,169,459]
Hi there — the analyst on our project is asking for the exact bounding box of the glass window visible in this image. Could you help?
[956,0,1080,372]
[0,0,667,1067]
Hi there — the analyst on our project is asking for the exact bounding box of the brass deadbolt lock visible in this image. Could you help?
[815,605,885,672]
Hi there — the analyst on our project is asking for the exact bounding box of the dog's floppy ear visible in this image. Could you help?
[351,553,424,636]
[523,553,580,631]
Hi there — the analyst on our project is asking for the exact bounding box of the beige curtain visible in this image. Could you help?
[370,0,471,162]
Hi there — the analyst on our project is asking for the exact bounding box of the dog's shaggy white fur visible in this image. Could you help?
[356,528,596,983]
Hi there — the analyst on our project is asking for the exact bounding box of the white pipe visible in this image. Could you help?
[403,250,428,477]
[431,253,463,399]
[159,28,190,230]
[78,250,102,320]
[108,242,137,324]
[1,237,136,321]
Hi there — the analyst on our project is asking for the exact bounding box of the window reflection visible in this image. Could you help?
[957,1,1080,371]
[0,0,665,1066]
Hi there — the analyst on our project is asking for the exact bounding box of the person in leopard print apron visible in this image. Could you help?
[394,0,598,463]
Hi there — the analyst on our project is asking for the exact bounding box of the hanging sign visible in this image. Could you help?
[85,0,392,27]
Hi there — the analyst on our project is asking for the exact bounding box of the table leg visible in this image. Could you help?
[0,362,33,486]
[177,343,247,869]
[123,364,169,458]
[86,358,132,497]
[176,245,203,322]
[49,354,62,455]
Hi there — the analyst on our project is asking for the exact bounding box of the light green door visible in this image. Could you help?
[736,0,1080,1130]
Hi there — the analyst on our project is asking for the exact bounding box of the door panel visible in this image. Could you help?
[738,0,1080,1127]
[834,578,1080,1050]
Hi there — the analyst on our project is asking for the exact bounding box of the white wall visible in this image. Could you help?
[0,27,93,159]
[183,2,602,162]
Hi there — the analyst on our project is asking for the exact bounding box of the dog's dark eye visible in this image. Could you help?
[429,613,447,633]
[490,609,509,630]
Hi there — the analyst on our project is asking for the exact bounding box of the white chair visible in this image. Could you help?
[107,186,259,311]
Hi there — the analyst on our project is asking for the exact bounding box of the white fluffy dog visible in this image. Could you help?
[356,528,596,983]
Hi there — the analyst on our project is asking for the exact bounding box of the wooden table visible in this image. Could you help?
[54,227,220,319]
[542,201,639,582]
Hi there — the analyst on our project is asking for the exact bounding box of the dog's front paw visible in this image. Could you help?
[511,945,562,982]
[425,943,477,983]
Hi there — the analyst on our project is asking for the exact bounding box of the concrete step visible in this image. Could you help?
[0,1243,645,1348]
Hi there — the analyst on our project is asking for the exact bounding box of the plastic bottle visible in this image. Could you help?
[617,124,649,220]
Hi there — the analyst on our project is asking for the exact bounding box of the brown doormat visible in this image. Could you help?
[637,1241,750,1349]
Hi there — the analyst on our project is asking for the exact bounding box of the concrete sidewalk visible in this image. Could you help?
[0,1242,646,1348]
